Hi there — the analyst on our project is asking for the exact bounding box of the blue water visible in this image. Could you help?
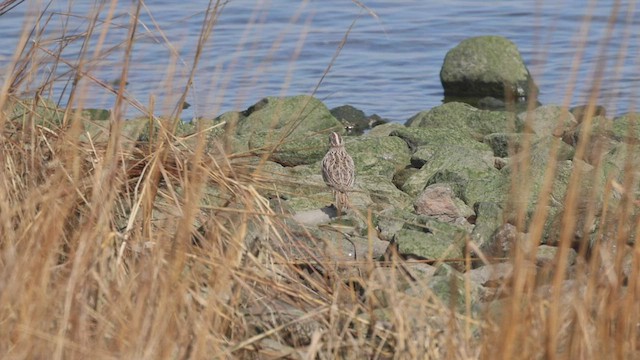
[0,1,638,122]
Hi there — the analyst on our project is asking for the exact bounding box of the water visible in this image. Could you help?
[0,0,639,122]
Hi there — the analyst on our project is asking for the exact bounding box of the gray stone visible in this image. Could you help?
[405,102,512,138]
[366,122,406,137]
[7,97,64,126]
[376,209,468,266]
[440,36,537,100]
[517,105,577,138]
[390,126,486,152]
[359,175,413,211]
[502,136,578,214]
[413,184,474,224]
[569,104,607,124]
[223,96,343,165]
[249,131,328,166]
[470,202,505,259]
[423,265,483,313]
[236,95,342,135]
[483,133,524,158]
[535,245,577,267]
[611,112,640,143]
[392,167,419,190]
[343,135,411,179]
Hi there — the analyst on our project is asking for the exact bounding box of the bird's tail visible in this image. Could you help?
[335,191,350,213]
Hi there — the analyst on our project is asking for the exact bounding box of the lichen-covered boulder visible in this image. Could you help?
[343,135,411,179]
[516,105,577,138]
[215,96,344,166]
[440,36,537,100]
[405,102,511,138]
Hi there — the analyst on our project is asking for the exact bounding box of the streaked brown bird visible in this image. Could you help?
[322,132,355,212]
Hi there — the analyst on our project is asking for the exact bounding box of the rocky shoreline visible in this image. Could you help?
[7,35,638,348]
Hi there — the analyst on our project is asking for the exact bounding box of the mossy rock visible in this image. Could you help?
[345,135,411,179]
[367,122,406,137]
[611,113,640,143]
[376,208,468,265]
[406,102,513,138]
[235,95,343,136]
[440,36,537,99]
[483,133,524,158]
[390,127,490,153]
[358,175,413,211]
[239,96,344,166]
[516,105,577,137]
[249,130,328,166]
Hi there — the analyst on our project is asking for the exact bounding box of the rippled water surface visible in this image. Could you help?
[0,1,638,121]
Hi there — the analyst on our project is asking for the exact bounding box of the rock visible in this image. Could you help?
[6,97,64,126]
[249,131,328,166]
[421,264,482,313]
[611,112,640,143]
[470,202,505,262]
[440,36,538,100]
[483,133,524,158]
[366,122,406,137]
[405,102,511,138]
[391,126,493,154]
[477,96,505,110]
[244,299,324,346]
[468,263,513,287]
[502,136,578,214]
[563,116,613,165]
[479,223,518,260]
[359,175,413,211]
[517,105,577,138]
[236,95,342,135]
[77,108,111,120]
[207,111,250,153]
[535,245,577,267]
[80,117,148,145]
[413,184,474,224]
[330,105,387,135]
[544,192,601,248]
[392,167,419,190]
[229,96,342,165]
[569,104,606,124]
[343,135,411,179]
[376,209,468,266]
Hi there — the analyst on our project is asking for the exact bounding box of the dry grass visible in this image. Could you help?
[1,1,640,359]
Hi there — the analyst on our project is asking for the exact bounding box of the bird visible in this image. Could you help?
[322,132,355,212]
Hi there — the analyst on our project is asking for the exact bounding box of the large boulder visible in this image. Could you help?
[440,36,537,100]
[342,135,411,179]
[501,136,577,214]
[405,102,511,138]
[516,105,577,138]
[218,96,344,166]
[413,183,474,224]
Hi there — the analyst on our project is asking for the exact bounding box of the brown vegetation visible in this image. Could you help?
[1,1,639,359]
